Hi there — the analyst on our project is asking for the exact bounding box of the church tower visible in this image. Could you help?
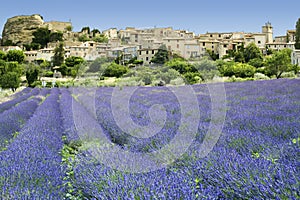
[262,22,273,43]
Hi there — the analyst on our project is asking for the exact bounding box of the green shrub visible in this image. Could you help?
[281,71,296,78]
[44,71,54,77]
[254,73,270,80]
[103,63,128,78]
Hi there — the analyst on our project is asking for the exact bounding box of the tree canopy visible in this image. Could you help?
[244,42,263,62]
[265,48,292,79]
[0,61,23,91]
[6,50,25,63]
[151,45,170,64]
[32,27,51,49]
[103,62,128,78]
[52,43,65,67]
[65,56,85,68]
[31,27,64,49]
[295,18,300,49]
[26,65,40,87]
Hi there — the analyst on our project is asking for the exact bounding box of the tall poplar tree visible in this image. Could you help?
[295,18,300,49]
[52,43,65,67]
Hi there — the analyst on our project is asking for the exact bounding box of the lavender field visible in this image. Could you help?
[0,79,299,199]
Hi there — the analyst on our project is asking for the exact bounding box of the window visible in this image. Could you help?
[203,42,205,46]
[146,57,149,61]
[146,50,149,54]
[224,44,227,48]
[168,46,171,51]
[219,34,221,37]
[152,50,155,54]
[210,34,212,37]
[139,51,142,55]
[258,41,261,44]
[177,44,179,48]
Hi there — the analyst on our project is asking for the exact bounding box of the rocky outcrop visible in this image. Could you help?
[1,14,44,45]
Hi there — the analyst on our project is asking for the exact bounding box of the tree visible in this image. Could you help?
[52,43,65,66]
[151,45,170,64]
[6,62,23,75]
[265,48,292,79]
[244,42,263,62]
[91,29,101,37]
[217,60,255,78]
[295,18,300,49]
[26,66,40,87]
[248,58,263,68]
[232,63,256,78]
[206,49,219,61]
[0,60,23,92]
[103,62,128,78]
[6,50,25,63]
[49,32,63,42]
[66,25,73,32]
[0,72,21,92]
[0,60,7,75]
[0,51,6,60]
[78,34,90,42]
[193,57,219,81]
[65,56,85,68]
[234,44,245,63]
[32,27,51,49]
[87,57,111,73]
[93,34,108,43]
[65,56,85,78]
[165,58,197,74]
[165,58,201,84]
[81,27,91,34]
[23,43,41,51]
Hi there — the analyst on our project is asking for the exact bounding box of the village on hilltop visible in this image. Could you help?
[1,14,300,66]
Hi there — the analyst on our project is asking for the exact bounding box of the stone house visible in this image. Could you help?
[36,48,55,61]
[107,46,138,63]
[102,28,118,39]
[24,51,38,62]
[291,49,300,65]
[137,48,159,65]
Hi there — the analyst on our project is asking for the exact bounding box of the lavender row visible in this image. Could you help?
[0,97,40,149]
[59,88,80,141]
[10,87,32,98]
[0,87,39,114]
[0,88,65,199]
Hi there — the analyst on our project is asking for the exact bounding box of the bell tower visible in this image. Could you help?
[262,22,273,43]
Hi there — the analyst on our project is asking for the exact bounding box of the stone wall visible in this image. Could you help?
[44,21,72,32]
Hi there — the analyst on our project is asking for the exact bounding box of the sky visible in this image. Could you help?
[0,0,299,38]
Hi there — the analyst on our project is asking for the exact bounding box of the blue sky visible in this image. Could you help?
[0,0,299,37]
